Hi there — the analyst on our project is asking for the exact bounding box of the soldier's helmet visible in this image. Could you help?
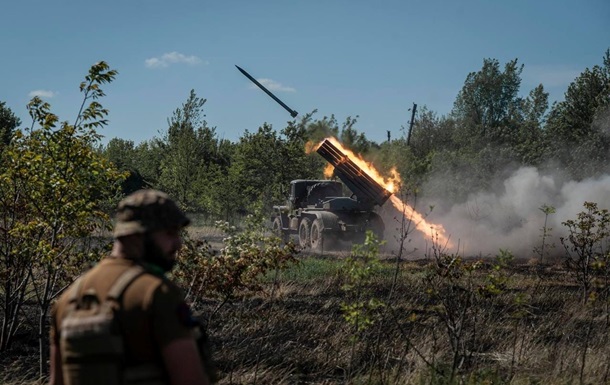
[113,189,190,238]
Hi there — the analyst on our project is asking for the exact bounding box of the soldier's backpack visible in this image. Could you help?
[59,265,145,385]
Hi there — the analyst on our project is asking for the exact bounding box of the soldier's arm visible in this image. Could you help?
[162,338,210,385]
[151,281,212,384]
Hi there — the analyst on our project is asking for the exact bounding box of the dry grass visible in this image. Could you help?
[6,255,610,385]
[200,257,610,384]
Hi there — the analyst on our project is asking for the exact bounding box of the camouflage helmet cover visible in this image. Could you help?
[113,189,190,238]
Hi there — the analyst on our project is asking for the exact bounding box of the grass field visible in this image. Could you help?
[3,226,610,385]
[193,254,610,385]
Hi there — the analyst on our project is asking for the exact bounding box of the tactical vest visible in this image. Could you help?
[59,265,167,385]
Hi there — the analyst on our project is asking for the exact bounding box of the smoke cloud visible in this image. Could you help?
[382,168,610,259]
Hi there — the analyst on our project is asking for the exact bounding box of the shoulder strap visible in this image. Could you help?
[67,275,86,304]
[107,265,146,301]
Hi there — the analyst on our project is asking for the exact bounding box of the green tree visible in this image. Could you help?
[104,137,136,169]
[423,58,543,203]
[281,112,326,182]
[203,138,238,220]
[452,58,524,143]
[513,84,549,165]
[409,107,455,157]
[158,89,220,212]
[0,62,125,375]
[304,111,340,143]
[339,115,371,155]
[229,124,285,213]
[133,138,164,187]
[209,161,242,221]
[562,201,610,303]
[0,101,21,151]
[227,116,331,217]
[103,137,146,193]
[381,107,457,190]
[545,49,610,178]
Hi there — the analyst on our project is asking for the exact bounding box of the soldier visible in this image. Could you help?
[49,189,213,385]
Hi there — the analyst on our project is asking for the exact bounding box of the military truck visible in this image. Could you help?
[271,139,393,251]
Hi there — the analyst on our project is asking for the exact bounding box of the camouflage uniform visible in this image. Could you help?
[49,189,213,385]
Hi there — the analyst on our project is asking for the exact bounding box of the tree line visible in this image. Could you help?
[100,50,610,219]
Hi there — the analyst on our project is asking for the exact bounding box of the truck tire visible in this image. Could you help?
[310,218,325,252]
[299,218,312,248]
[272,217,289,243]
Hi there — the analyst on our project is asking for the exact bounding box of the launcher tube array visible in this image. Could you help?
[316,139,392,207]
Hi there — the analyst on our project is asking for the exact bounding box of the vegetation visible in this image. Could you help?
[0,48,609,384]
[0,62,126,375]
[175,209,610,385]
[91,50,606,218]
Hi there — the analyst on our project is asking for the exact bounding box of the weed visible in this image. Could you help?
[534,204,556,264]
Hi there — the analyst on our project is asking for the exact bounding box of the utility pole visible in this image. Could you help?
[406,103,417,145]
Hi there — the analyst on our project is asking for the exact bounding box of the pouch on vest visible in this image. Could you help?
[59,266,144,385]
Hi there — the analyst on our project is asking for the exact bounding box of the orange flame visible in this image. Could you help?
[323,163,334,178]
[312,136,451,246]
[305,140,318,154]
[321,137,401,193]
[389,195,452,247]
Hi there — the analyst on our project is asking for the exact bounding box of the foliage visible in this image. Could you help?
[561,201,610,303]
[534,204,556,263]
[227,117,324,215]
[409,107,456,157]
[424,249,482,379]
[513,84,549,165]
[545,49,610,179]
[173,205,299,314]
[132,138,165,187]
[560,201,610,383]
[341,231,385,333]
[158,89,222,212]
[4,49,610,384]
[0,101,21,151]
[478,249,514,298]
[422,242,517,380]
[303,111,339,143]
[102,137,146,193]
[228,124,287,212]
[452,58,524,143]
[0,62,126,376]
[373,139,424,191]
[421,57,551,204]
[338,115,371,155]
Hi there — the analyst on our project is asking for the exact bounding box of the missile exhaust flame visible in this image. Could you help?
[313,137,451,246]
[389,195,452,248]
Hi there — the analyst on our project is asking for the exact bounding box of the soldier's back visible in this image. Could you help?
[51,257,192,384]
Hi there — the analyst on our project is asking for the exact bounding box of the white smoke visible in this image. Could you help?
[417,168,610,258]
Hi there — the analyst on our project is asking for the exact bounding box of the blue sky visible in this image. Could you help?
[2,0,609,146]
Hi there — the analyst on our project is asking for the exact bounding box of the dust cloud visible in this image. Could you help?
[381,168,610,259]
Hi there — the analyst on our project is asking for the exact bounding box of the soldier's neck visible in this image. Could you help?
[109,235,145,260]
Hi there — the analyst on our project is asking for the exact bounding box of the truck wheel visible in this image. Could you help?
[299,218,312,248]
[272,217,288,243]
[310,218,325,252]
